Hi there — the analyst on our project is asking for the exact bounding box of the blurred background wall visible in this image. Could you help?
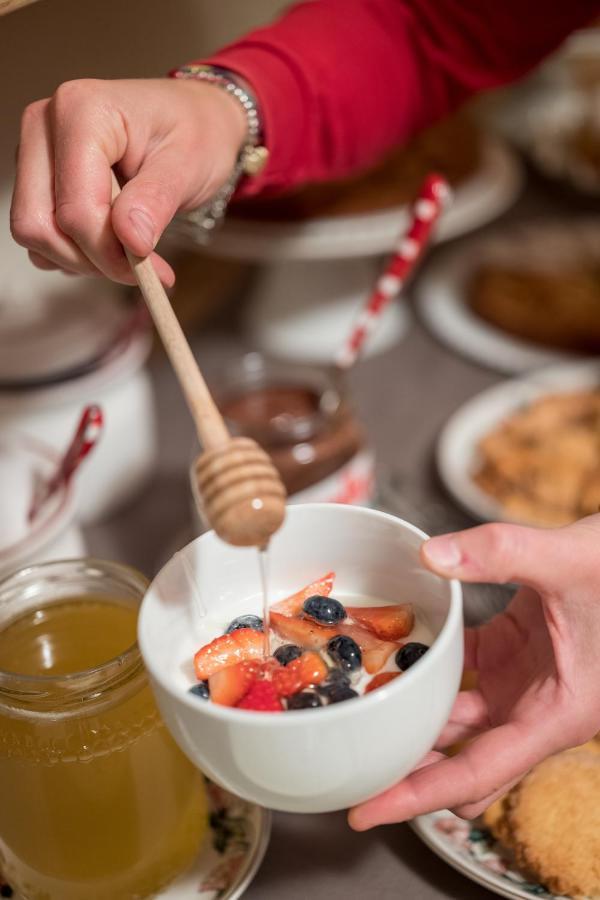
[0,0,287,190]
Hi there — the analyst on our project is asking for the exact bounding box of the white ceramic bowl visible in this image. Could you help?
[0,321,156,523]
[138,504,463,813]
[0,436,85,579]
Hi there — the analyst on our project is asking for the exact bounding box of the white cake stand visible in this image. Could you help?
[173,137,523,365]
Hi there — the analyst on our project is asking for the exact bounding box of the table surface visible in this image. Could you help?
[84,316,506,900]
[84,177,591,900]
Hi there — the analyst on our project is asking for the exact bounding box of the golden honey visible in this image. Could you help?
[0,561,207,900]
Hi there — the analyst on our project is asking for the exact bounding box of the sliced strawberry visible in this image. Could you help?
[294,650,328,686]
[336,623,400,674]
[271,651,328,697]
[194,628,265,680]
[363,644,400,674]
[209,661,261,707]
[346,604,414,641]
[365,671,401,693]
[237,679,283,712]
[270,611,335,649]
[272,572,335,616]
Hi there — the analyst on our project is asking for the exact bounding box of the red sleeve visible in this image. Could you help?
[191,0,599,195]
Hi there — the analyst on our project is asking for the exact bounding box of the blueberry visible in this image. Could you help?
[317,668,351,698]
[324,668,352,687]
[189,681,210,700]
[0,885,13,898]
[327,635,362,672]
[287,691,323,710]
[303,595,347,626]
[326,685,359,704]
[225,614,263,634]
[396,642,429,671]
[273,643,303,666]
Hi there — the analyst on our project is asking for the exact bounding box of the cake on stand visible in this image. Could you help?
[173,117,523,365]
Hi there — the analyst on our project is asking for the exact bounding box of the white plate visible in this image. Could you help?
[482,77,600,195]
[2,782,270,900]
[178,137,522,262]
[436,360,600,525]
[412,810,577,900]
[415,219,600,374]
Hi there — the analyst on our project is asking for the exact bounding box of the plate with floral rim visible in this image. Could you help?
[411,810,589,900]
[0,781,271,900]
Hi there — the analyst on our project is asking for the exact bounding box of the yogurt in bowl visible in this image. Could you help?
[138,503,463,813]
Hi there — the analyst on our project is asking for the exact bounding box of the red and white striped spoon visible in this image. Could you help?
[28,404,104,522]
[335,173,451,370]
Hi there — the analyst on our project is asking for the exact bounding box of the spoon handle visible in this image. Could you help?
[29,404,103,522]
[111,171,230,450]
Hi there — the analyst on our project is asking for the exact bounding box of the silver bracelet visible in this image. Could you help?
[170,64,269,240]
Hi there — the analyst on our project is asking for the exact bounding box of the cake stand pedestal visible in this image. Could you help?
[170,137,522,365]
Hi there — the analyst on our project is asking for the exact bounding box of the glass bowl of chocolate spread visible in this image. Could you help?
[207,353,375,505]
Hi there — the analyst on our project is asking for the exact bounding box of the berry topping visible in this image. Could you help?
[336,623,400,674]
[346,603,414,641]
[317,669,351,699]
[365,672,401,693]
[320,668,351,688]
[396,642,429,671]
[327,684,359,704]
[194,628,265,680]
[237,680,283,712]
[303,595,347,626]
[295,650,328,685]
[189,681,210,700]
[270,610,335,649]
[225,615,264,634]
[208,661,261,707]
[271,651,328,697]
[327,635,362,672]
[287,691,323,710]
[273,643,303,666]
[272,572,335,616]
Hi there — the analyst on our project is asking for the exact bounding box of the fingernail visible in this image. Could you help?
[422,536,462,571]
[129,208,156,250]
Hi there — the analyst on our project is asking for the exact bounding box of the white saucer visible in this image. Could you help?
[186,137,522,262]
[2,783,270,900]
[159,783,270,900]
[436,360,600,525]
[412,810,576,900]
[415,223,599,374]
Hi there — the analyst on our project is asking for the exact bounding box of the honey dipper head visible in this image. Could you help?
[194,437,286,547]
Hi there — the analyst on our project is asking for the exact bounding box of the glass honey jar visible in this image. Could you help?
[0,559,208,900]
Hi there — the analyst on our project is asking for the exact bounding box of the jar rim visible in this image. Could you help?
[215,352,344,443]
[0,558,149,693]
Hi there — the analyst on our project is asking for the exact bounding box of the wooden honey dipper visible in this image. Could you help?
[111,173,286,547]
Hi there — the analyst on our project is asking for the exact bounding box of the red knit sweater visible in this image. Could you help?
[195,0,598,196]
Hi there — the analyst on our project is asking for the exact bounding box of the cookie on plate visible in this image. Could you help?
[499,749,600,897]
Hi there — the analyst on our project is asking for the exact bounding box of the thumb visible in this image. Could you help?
[420,522,571,592]
[111,146,212,257]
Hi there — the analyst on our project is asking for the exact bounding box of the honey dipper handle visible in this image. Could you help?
[110,172,230,450]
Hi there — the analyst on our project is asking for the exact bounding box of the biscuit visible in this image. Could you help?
[482,796,513,847]
[502,750,600,897]
[473,390,600,527]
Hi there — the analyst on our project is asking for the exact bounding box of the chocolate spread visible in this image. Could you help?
[220,384,364,496]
